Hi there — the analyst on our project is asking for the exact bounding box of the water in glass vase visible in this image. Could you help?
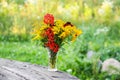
[47,48,57,71]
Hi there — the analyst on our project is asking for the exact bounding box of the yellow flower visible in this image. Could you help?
[32,29,41,40]
[55,20,65,27]
[72,29,82,42]
[52,20,65,34]
[40,24,49,30]
[52,26,61,34]
[32,24,48,40]
[75,29,82,36]
[63,25,72,34]
[59,32,68,39]
[59,26,72,39]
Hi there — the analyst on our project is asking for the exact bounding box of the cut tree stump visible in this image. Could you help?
[0,58,79,80]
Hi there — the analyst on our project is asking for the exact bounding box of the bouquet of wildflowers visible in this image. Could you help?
[32,14,82,71]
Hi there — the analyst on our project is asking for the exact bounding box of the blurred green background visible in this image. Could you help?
[0,0,120,79]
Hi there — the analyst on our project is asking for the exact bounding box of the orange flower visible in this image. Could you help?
[45,41,59,53]
[44,14,54,25]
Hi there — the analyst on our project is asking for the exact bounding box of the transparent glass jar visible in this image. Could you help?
[47,48,57,71]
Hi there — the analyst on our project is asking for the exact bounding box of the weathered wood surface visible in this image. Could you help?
[0,58,79,80]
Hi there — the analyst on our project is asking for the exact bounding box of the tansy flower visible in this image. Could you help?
[44,14,54,25]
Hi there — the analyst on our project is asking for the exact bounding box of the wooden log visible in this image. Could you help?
[0,58,79,80]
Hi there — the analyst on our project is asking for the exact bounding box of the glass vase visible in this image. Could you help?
[47,48,57,71]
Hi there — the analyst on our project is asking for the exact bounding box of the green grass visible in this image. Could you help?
[0,41,82,78]
[0,41,48,65]
[0,40,120,79]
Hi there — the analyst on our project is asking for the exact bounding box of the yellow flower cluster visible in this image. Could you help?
[52,20,65,34]
[52,20,82,41]
[32,23,49,40]
[33,20,82,42]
